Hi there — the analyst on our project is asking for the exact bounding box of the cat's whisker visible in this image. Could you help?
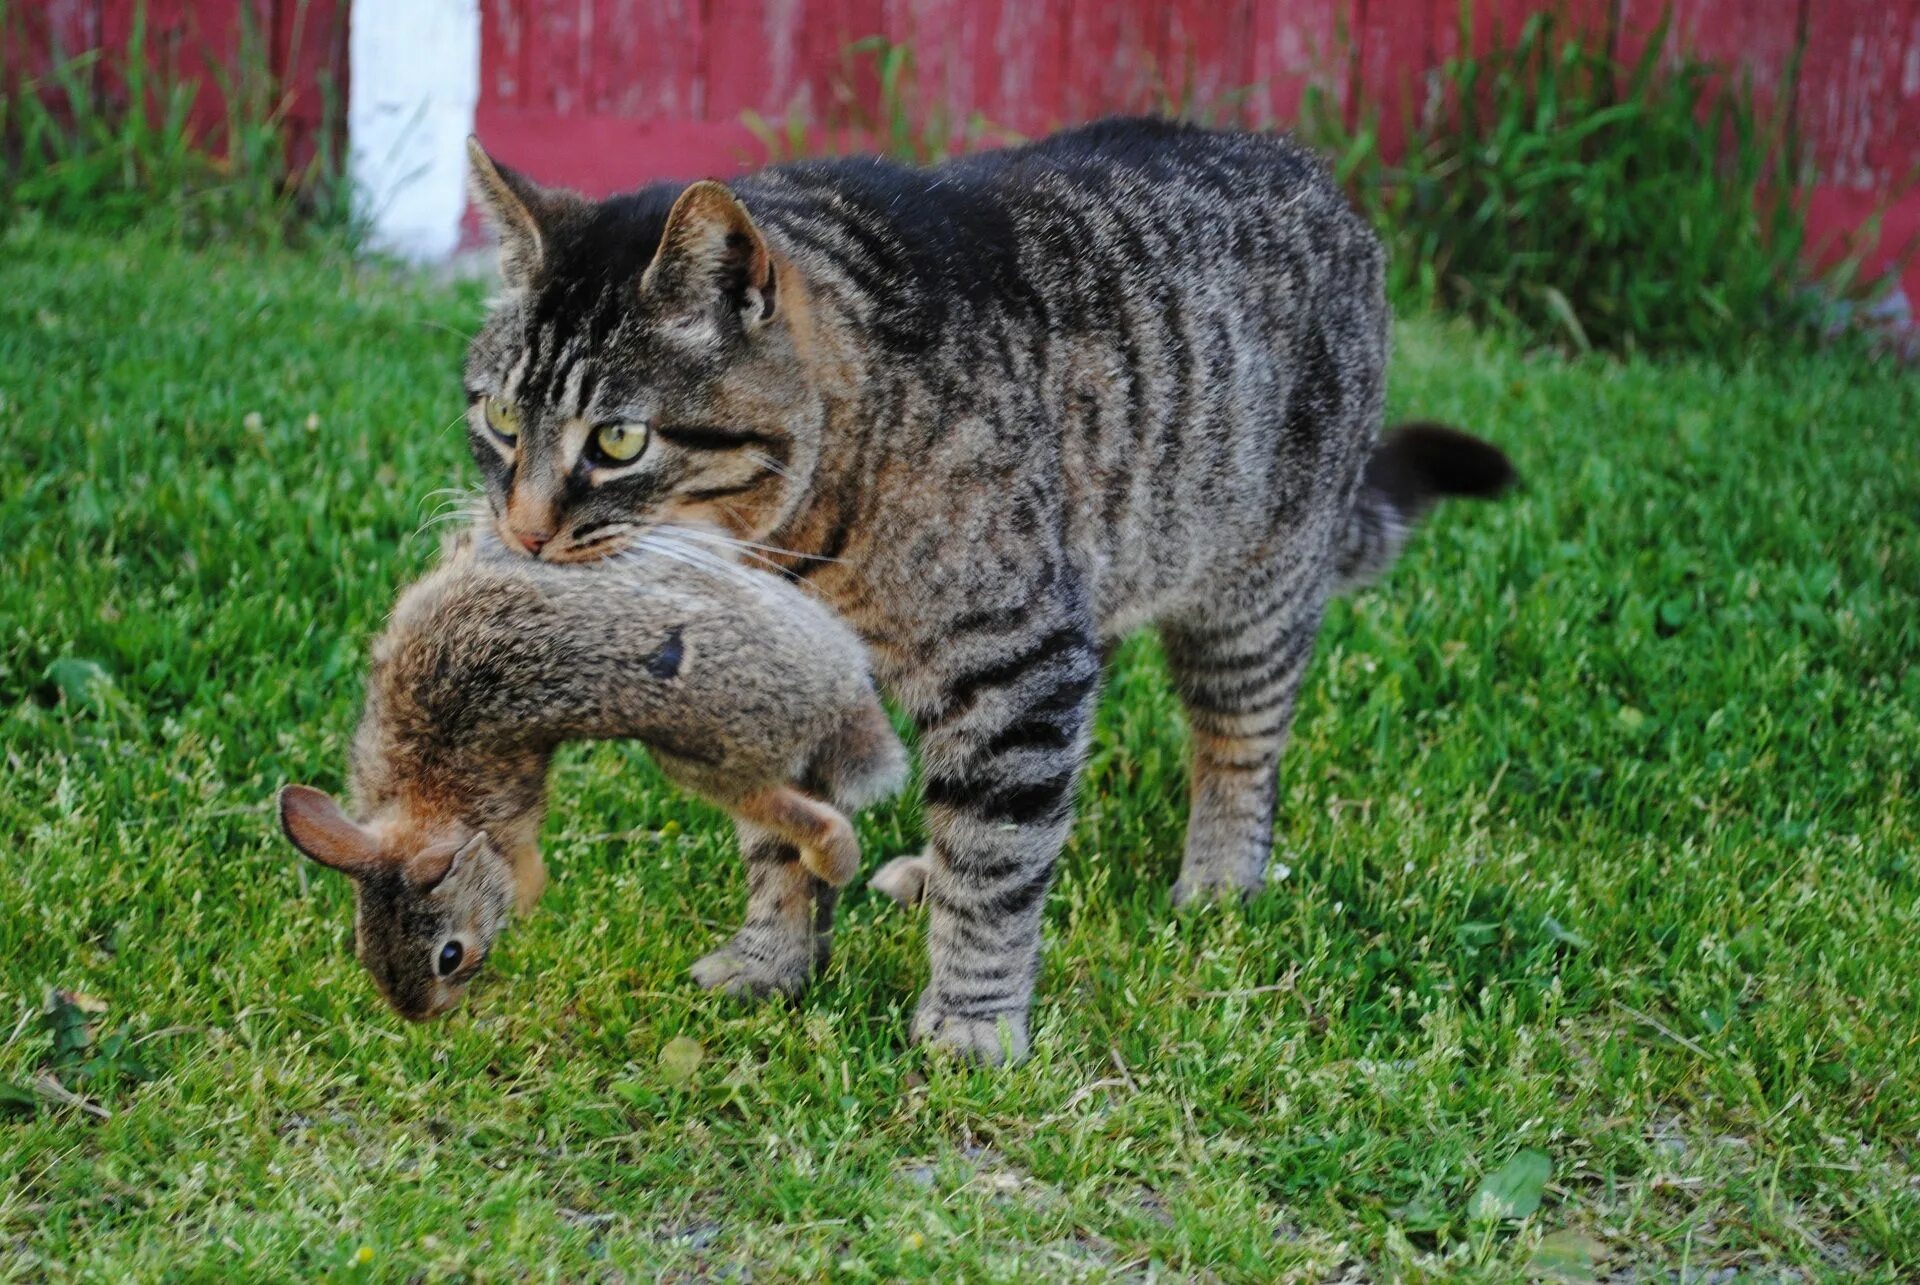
[416,498,482,526]
[654,526,796,576]
[663,523,839,566]
[628,540,724,578]
[413,317,481,343]
[407,491,490,544]
[639,527,758,579]
[748,451,800,483]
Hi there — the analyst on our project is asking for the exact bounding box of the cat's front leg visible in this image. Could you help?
[690,827,837,999]
[909,617,1101,1065]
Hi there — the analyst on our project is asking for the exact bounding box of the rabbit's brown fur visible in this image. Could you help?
[277,533,905,1021]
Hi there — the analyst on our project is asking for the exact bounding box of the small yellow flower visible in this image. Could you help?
[354,1245,374,1266]
[902,1231,926,1252]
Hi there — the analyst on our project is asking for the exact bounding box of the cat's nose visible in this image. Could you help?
[516,529,552,555]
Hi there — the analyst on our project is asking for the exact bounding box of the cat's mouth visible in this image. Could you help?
[495,518,633,564]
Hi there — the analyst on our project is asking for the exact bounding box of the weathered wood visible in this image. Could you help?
[5,1,1916,293]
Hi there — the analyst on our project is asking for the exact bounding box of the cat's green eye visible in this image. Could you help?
[591,421,649,465]
[482,396,520,441]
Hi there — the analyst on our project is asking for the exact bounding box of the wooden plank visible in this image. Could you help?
[1431,0,1611,67]
[1166,0,1256,124]
[519,0,588,115]
[1655,0,1803,122]
[1057,0,1167,122]
[471,101,766,196]
[1872,0,1920,195]
[884,0,1067,140]
[1249,0,1347,130]
[479,0,528,110]
[974,0,1072,136]
[1798,0,1918,191]
[581,0,705,119]
[97,0,252,143]
[1353,0,1435,149]
[273,0,349,166]
[881,0,972,140]
[1794,0,1920,297]
[704,0,805,121]
[795,0,885,127]
[7,0,102,78]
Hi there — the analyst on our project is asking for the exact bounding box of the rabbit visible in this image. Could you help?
[276,530,906,1021]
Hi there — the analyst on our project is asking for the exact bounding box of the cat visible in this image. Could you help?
[456,117,1515,1062]
[278,531,905,1021]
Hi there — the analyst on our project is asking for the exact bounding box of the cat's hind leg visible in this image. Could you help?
[1159,593,1325,906]
[731,786,862,888]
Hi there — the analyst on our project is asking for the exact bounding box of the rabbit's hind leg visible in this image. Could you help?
[734,787,861,888]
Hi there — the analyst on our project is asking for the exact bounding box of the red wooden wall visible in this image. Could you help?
[6,0,345,168]
[471,0,1920,299]
[8,1,1917,298]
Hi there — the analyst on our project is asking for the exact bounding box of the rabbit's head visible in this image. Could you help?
[277,785,515,1021]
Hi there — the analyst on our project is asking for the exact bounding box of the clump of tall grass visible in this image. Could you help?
[1305,6,1890,358]
[0,0,350,243]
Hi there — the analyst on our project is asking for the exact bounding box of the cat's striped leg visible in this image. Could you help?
[909,622,1101,1064]
[1161,596,1324,906]
[690,829,836,999]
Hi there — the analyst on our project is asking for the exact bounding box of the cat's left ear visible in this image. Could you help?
[467,138,580,290]
[641,181,777,327]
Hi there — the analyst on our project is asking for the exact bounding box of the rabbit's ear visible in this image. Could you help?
[409,831,488,893]
[278,785,382,878]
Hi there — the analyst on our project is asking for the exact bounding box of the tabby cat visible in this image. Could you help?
[459,118,1514,1063]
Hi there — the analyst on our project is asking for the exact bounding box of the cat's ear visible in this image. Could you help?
[641,181,777,327]
[279,785,382,879]
[466,137,573,289]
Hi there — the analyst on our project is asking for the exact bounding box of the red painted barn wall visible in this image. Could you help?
[5,0,347,170]
[8,1,1917,298]
[468,0,1920,299]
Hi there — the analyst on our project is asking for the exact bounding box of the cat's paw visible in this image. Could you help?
[1170,869,1264,909]
[869,853,932,907]
[689,939,816,1000]
[911,994,1030,1066]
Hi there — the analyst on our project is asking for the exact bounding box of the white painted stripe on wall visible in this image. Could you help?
[348,0,480,261]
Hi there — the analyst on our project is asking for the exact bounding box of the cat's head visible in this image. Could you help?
[277,785,516,1021]
[460,141,824,565]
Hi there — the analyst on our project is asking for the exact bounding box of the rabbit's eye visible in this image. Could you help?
[437,940,464,977]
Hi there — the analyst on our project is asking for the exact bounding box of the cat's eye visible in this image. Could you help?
[437,940,464,977]
[589,421,649,466]
[482,396,520,442]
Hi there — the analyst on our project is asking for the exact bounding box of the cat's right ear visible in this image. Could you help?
[278,785,381,879]
[466,138,570,290]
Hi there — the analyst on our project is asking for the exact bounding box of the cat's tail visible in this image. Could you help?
[1335,422,1517,588]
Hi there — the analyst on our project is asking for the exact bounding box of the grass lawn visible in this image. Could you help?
[2,220,1917,1281]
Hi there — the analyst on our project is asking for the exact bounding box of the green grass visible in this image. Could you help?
[2,222,1917,1281]
[1304,6,1881,359]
